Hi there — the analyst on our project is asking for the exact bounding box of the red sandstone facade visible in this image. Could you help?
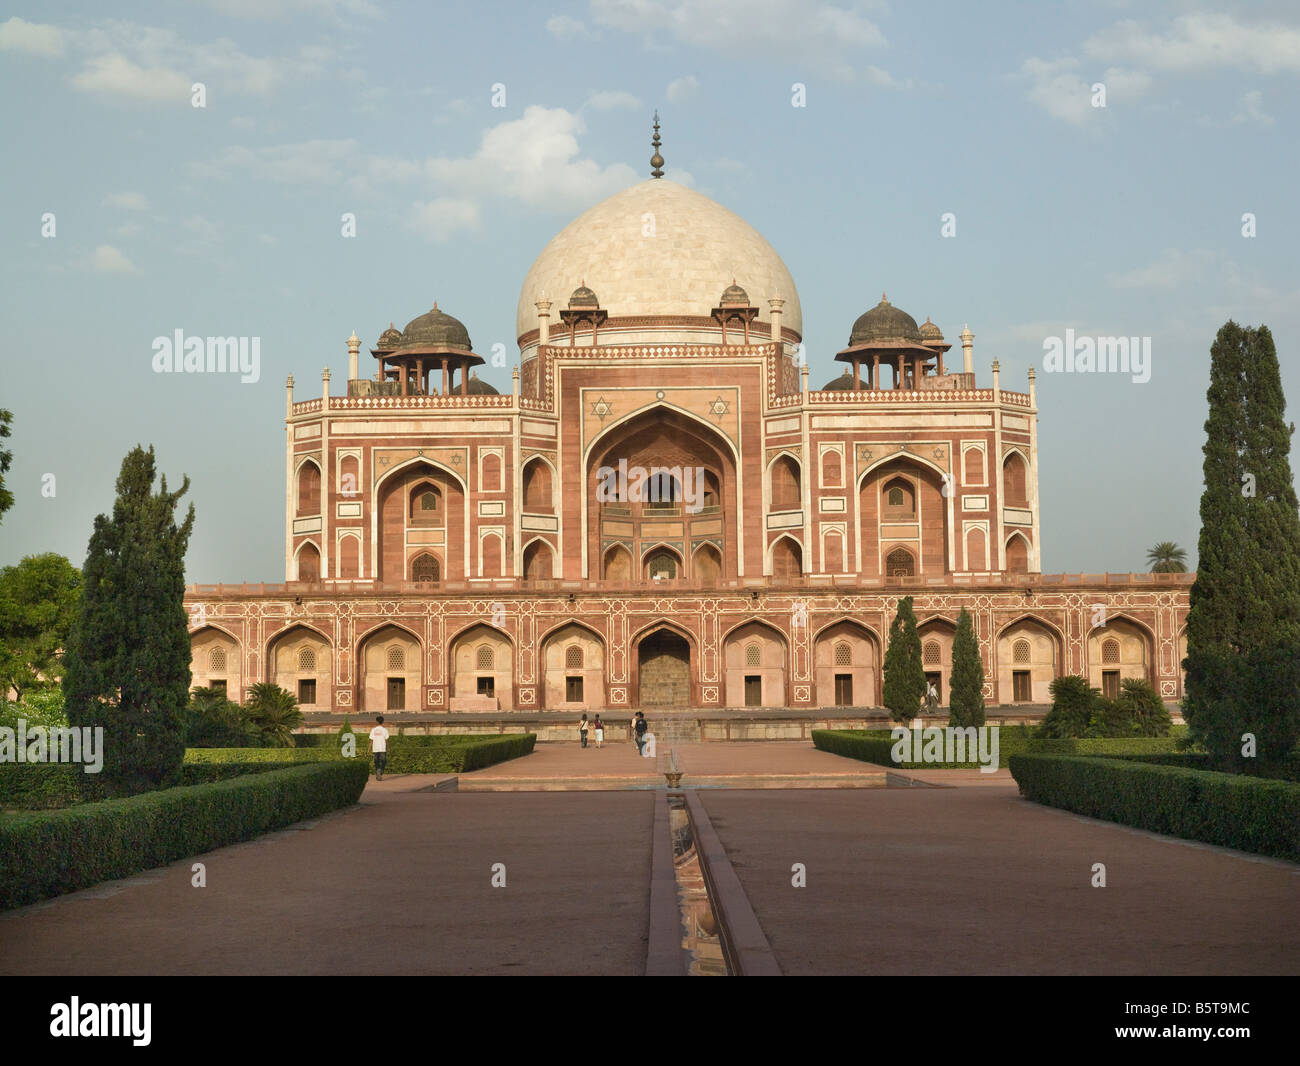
[184,176,1191,716]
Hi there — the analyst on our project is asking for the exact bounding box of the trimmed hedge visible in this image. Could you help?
[0,761,369,910]
[1008,753,1300,862]
[811,728,1183,770]
[184,748,335,765]
[279,728,538,769]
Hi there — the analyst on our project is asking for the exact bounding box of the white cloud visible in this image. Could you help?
[1233,89,1274,126]
[585,89,641,111]
[589,0,885,57]
[407,198,481,242]
[60,21,334,103]
[1020,57,1092,124]
[1019,57,1148,123]
[71,53,192,103]
[1084,13,1300,75]
[547,14,594,39]
[194,139,361,184]
[424,105,638,211]
[1107,248,1217,290]
[863,65,916,91]
[197,0,381,19]
[87,244,140,274]
[103,191,150,210]
[666,74,698,102]
[0,16,63,57]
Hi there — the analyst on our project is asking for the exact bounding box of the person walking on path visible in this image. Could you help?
[593,714,604,749]
[370,715,389,781]
[579,713,589,749]
[634,711,648,756]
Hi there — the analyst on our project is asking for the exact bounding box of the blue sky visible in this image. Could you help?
[1,0,1297,581]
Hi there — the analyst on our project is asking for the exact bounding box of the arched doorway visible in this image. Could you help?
[267,625,332,710]
[587,406,737,585]
[859,458,949,578]
[189,626,242,701]
[359,624,421,712]
[636,628,691,707]
[917,618,957,706]
[814,620,879,708]
[450,624,513,710]
[1087,617,1152,698]
[723,622,788,707]
[376,460,464,583]
[996,618,1061,704]
[540,624,605,709]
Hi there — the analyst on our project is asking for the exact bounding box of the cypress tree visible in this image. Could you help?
[948,607,985,727]
[882,596,925,722]
[1185,322,1300,770]
[64,446,195,795]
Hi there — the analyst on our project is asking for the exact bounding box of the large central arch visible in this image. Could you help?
[634,622,694,708]
[585,405,738,585]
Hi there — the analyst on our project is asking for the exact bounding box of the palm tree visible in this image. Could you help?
[244,682,303,747]
[1146,541,1188,573]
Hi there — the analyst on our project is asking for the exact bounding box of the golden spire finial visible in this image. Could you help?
[650,112,664,178]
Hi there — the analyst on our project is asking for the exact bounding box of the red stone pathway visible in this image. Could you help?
[1,746,1294,975]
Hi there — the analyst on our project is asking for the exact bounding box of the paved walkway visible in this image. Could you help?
[459,741,892,790]
[699,787,1300,975]
[2,744,1294,975]
[0,790,654,976]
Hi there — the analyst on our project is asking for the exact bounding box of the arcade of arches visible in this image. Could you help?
[193,610,1169,712]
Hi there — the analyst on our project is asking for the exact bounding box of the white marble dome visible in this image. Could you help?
[516,178,802,345]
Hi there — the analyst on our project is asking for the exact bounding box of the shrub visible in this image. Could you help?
[1114,677,1173,737]
[189,734,537,774]
[244,682,303,747]
[1009,753,1300,862]
[812,728,1183,770]
[182,687,260,748]
[0,686,69,732]
[1039,675,1096,738]
[948,608,985,728]
[882,596,924,723]
[0,761,369,909]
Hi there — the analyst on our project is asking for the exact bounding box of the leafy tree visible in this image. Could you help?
[63,446,195,795]
[1184,322,1300,770]
[948,607,985,727]
[182,687,259,748]
[1039,675,1097,738]
[0,408,12,524]
[244,682,303,747]
[0,553,82,700]
[1145,542,1188,573]
[0,686,68,732]
[882,596,925,722]
[1114,677,1172,737]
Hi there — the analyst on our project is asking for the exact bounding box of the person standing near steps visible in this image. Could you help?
[634,711,648,756]
[579,713,589,749]
[593,714,605,749]
[370,715,389,781]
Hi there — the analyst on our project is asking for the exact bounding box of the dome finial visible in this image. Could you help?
[650,111,664,178]
[881,292,888,303]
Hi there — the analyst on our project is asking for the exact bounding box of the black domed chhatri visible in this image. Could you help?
[719,281,750,307]
[919,316,943,340]
[821,371,866,392]
[849,293,923,347]
[398,302,473,352]
[465,371,498,395]
[568,284,600,309]
[375,322,402,351]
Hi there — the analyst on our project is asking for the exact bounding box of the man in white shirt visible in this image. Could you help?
[370,715,390,781]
